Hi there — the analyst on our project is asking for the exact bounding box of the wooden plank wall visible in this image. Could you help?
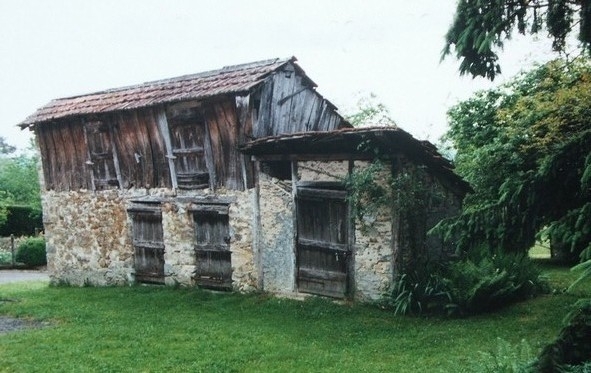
[254,63,344,137]
[36,119,91,191]
[36,108,172,192]
[36,100,249,192]
[112,108,171,189]
[204,99,243,190]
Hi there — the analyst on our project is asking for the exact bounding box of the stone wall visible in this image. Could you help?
[297,160,348,182]
[43,187,257,289]
[258,159,396,301]
[227,190,257,291]
[42,156,461,302]
[257,175,295,293]
[42,189,137,286]
[350,161,395,301]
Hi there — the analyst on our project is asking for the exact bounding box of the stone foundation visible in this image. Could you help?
[42,187,257,289]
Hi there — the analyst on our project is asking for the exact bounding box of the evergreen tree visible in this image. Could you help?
[443,0,591,80]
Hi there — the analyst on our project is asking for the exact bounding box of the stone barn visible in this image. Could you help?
[20,57,469,301]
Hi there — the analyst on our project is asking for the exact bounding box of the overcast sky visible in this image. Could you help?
[0,1,555,151]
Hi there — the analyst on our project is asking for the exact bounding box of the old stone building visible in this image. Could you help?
[20,57,469,301]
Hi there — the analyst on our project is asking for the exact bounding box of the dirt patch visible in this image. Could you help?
[0,316,48,335]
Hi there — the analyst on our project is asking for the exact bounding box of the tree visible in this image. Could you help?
[0,137,16,155]
[0,153,41,209]
[442,0,591,80]
[344,93,397,127]
[0,139,41,234]
[437,58,591,264]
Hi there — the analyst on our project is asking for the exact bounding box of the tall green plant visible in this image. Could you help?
[438,59,591,261]
[387,250,548,317]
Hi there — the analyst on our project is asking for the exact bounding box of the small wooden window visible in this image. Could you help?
[84,120,121,190]
[169,111,210,190]
[129,205,165,284]
[192,205,232,290]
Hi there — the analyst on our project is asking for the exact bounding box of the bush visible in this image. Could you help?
[534,299,591,371]
[0,205,43,237]
[15,237,46,267]
[387,250,549,316]
[444,251,550,316]
[0,251,11,265]
[388,267,451,316]
[466,338,534,373]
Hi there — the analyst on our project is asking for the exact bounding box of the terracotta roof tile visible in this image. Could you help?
[21,57,298,127]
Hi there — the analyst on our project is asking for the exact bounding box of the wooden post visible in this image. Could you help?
[156,108,179,191]
[10,234,15,266]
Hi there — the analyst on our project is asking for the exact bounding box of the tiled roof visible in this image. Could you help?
[240,126,472,194]
[20,57,301,127]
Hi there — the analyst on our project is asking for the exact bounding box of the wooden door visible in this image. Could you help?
[84,121,120,190]
[193,207,232,290]
[169,116,210,190]
[296,187,350,298]
[131,209,165,284]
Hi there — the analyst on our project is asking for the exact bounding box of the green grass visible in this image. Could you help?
[528,243,551,259]
[1,263,590,373]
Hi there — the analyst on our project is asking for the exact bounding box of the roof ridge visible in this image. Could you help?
[49,57,293,102]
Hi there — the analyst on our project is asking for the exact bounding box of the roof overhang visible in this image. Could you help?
[240,126,472,195]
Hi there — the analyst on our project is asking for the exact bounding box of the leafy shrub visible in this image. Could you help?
[388,271,450,316]
[15,237,46,267]
[0,251,11,265]
[444,251,549,316]
[387,250,549,316]
[0,205,43,237]
[534,299,591,371]
[466,338,534,373]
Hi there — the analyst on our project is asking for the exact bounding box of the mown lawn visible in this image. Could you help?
[1,261,589,372]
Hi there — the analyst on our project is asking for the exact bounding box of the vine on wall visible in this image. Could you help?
[344,156,444,272]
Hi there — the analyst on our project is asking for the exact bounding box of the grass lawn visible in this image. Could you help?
[1,261,590,372]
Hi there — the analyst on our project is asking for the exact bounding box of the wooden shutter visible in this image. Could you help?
[129,206,165,284]
[169,112,210,190]
[193,205,232,290]
[84,120,120,190]
[296,187,350,298]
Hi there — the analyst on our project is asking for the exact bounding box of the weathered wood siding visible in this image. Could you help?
[204,100,243,190]
[36,109,172,192]
[37,119,90,191]
[112,109,171,189]
[35,100,250,192]
[254,63,345,137]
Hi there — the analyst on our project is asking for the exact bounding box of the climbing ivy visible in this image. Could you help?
[344,154,446,273]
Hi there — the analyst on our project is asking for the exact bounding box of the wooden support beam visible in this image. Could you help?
[156,108,178,190]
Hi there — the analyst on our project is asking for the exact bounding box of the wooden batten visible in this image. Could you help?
[187,203,229,215]
[236,94,255,189]
[127,202,162,215]
[297,238,348,253]
[156,108,178,190]
[296,187,347,200]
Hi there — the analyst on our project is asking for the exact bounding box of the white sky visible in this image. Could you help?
[0,0,556,151]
